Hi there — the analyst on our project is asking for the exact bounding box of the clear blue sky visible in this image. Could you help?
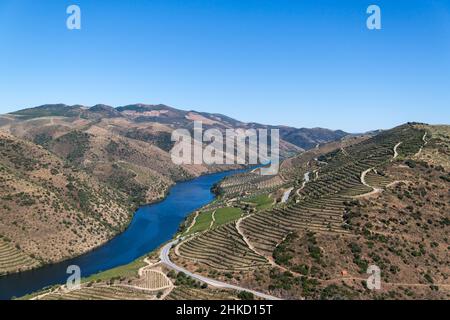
[0,0,449,132]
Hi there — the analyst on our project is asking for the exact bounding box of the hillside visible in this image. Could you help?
[0,130,132,274]
[16,123,449,301]
[4,103,347,151]
[0,103,348,276]
[166,123,450,300]
[279,127,348,150]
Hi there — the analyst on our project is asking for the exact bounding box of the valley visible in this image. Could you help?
[4,118,447,301]
[1,0,448,306]
[0,103,349,299]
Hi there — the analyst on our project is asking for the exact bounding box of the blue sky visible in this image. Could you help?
[0,0,449,132]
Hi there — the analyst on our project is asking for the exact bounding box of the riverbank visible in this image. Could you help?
[2,164,245,278]
[0,168,246,300]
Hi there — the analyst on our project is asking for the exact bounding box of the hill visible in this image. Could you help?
[17,123,449,301]
[6,103,347,150]
[168,123,450,300]
[0,103,348,275]
[0,130,132,274]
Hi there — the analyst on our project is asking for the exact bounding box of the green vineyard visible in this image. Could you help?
[178,223,268,270]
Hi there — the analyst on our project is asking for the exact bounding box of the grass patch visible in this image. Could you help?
[186,211,214,235]
[213,207,242,226]
[245,194,273,210]
[82,257,147,284]
[17,256,148,300]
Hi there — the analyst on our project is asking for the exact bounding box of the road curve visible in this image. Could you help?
[159,241,282,300]
[296,171,311,196]
[393,142,402,159]
[281,187,294,203]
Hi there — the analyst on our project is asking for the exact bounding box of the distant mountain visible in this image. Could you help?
[279,127,348,150]
[9,103,349,150]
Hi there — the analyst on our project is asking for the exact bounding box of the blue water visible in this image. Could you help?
[0,169,243,300]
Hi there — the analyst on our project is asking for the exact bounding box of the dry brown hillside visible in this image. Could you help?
[0,130,133,274]
[0,105,247,275]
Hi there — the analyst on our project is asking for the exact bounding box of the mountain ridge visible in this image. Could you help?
[8,103,349,150]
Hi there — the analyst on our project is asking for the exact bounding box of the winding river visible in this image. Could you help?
[0,169,243,300]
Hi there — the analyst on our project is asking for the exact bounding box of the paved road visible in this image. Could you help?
[360,168,374,188]
[393,142,402,159]
[159,241,282,300]
[281,187,294,203]
[296,171,310,196]
[415,133,428,157]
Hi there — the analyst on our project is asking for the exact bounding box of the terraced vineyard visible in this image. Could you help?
[240,125,426,255]
[136,269,172,290]
[364,169,392,188]
[0,238,39,275]
[37,286,155,300]
[240,195,350,255]
[165,286,236,300]
[279,135,369,183]
[174,126,427,277]
[218,172,285,198]
[299,125,425,199]
[178,223,268,270]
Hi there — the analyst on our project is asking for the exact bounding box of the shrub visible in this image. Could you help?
[237,291,254,300]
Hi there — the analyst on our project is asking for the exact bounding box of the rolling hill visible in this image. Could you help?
[168,123,450,300]
[0,103,348,275]
[13,122,450,301]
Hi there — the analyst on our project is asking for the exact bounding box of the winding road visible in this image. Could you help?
[355,168,383,198]
[415,132,428,157]
[281,187,294,203]
[159,241,281,300]
[296,171,310,196]
[357,141,404,198]
[393,142,402,159]
[183,211,199,235]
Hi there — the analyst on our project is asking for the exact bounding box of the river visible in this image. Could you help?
[0,169,243,300]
